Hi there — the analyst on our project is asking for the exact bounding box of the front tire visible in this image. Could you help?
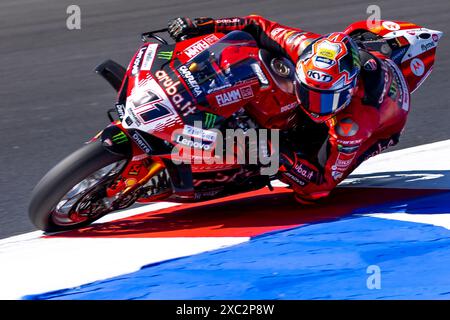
[28,140,127,232]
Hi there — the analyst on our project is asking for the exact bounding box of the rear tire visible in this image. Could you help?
[28,140,127,233]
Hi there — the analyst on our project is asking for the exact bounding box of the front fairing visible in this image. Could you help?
[119,43,186,145]
[118,31,263,153]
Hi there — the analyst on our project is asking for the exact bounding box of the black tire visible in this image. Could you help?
[28,140,127,233]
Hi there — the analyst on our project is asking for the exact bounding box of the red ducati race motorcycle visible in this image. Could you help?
[29,21,442,232]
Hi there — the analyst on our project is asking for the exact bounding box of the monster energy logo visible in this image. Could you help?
[111,132,128,144]
[204,113,217,129]
[351,47,361,68]
[157,51,173,60]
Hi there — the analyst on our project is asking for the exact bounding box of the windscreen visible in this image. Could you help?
[177,31,261,98]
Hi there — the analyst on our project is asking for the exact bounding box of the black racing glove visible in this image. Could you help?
[168,17,215,41]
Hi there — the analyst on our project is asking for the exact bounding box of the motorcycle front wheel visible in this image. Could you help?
[28,140,128,233]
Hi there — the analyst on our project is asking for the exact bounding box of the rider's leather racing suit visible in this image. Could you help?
[189,15,410,203]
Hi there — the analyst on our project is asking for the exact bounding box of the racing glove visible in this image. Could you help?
[168,17,215,41]
[278,151,329,204]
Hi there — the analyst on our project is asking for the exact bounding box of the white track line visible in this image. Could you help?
[364,213,450,230]
[0,237,249,300]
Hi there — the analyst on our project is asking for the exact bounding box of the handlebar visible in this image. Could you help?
[141,28,169,44]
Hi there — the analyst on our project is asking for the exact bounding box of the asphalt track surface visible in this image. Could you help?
[0,0,449,238]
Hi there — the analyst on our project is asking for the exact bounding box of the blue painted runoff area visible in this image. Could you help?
[26,192,450,300]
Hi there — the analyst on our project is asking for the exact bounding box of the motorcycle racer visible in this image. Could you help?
[167,15,410,204]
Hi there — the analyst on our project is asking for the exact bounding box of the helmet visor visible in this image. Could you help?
[295,81,353,122]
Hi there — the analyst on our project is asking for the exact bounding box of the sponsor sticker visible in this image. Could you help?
[111,132,128,144]
[127,164,142,176]
[132,131,152,154]
[281,102,298,113]
[293,163,315,182]
[215,86,254,107]
[204,113,217,128]
[335,118,359,137]
[184,34,219,59]
[316,41,340,60]
[338,144,359,154]
[115,103,125,119]
[178,65,203,97]
[331,152,356,172]
[140,44,158,71]
[240,86,254,99]
[420,41,435,52]
[382,21,400,31]
[307,70,333,83]
[285,172,306,186]
[385,59,409,111]
[174,134,214,151]
[155,70,180,96]
[270,27,288,38]
[251,63,269,86]
[337,138,362,145]
[216,18,241,24]
[332,171,343,181]
[286,32,305,45]
[361,138,396,161]
[215,89,242,107]
[299,38,313,52]
[125,117,133,126]
[206,83,232,94]
[293,33,309,47]
[157,51,173,60]
[378,64,390,105]
[313,56,335,69]
[182,125,217,142]
[131,47,147,76]
[410,57,425,77]
[155,69,197,116]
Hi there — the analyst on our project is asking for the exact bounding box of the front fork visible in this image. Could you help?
[92,122,166,200]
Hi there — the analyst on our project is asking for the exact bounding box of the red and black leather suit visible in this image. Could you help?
[175,15,410,203]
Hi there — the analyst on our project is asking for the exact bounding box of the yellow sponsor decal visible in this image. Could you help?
[125,178,137,187]
[318,48,337,60]
[283,30,295,40]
